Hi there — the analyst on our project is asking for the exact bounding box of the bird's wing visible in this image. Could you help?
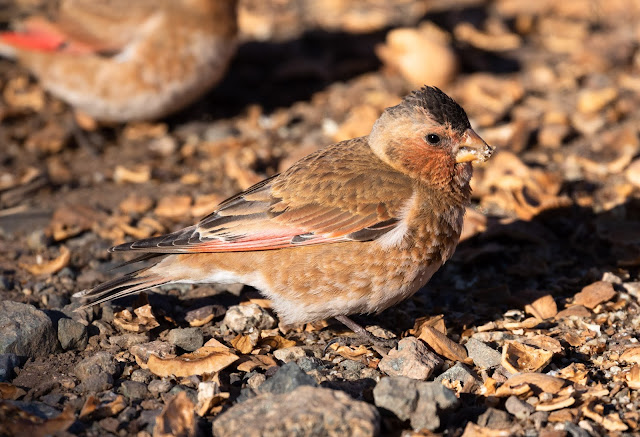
[111,138,414,254]
[0,0,161,54]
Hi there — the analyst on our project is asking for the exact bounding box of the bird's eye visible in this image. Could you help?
[426,133,441,145]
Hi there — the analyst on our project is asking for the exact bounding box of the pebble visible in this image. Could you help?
[505,395,535,420]
[373,376,459,431]
[80,373,114,392]
[167,327,204,351]
[465,338,503,369]
[436,363,483,392]
[0,353,24,382]
[120,380,149,400]
[258,362,317,395]
[378,337,443,380]
[110,333,150,349]
[222,304,277,333]
[75,351,118,382]
[0,301,58,358]
[273,346,307,363]
[57,318,88,350]
[148,379,173,396]
[213,386,379,437]
[131,369,153,383]
[477,407,513,429]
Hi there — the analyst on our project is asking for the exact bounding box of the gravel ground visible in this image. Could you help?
[1,0,640,436]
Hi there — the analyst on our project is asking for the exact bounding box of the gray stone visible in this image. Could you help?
[477,407,512,429]
[435,363,482,392]
[379,337,443,380]
[0,353,24,382]
[258,362,316,395]
[505,395,534,420]
[0,301,58,358]
[120,380,149,400]
[80,373,113,392]
[110,333,150,349]
[148,379,172,395]
[213,386,379,437]
[167,327,204,352]
[222,304,277,333]
[465,338,502,369]
[58,318,88,350]
[273,346,306,363]
[131,369,153,383]
[373,376,459,431]
[75,351,118,382]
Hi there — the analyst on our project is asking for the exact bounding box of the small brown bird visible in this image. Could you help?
[0,0,237,122]
[75,86,493,343]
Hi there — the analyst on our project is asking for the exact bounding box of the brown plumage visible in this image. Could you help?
[0,0,237,122]
[75,86,493,331]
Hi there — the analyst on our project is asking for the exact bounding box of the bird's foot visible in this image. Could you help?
[325,315,398,356]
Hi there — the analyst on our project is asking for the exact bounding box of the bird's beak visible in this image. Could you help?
[456,128,494,163]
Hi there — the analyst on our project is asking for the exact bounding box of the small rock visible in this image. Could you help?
[80,373,113,392]
[273,346,307,363]
[373,376,459,431]
[0,301,58,357]
[0,353,24,382]
[131,369,153,383]
[258,362,316,395]
[435,363,482,392]
[465,338,502,369]
[149,379,172,396]
[477,407,513,429]
[505,395,535,420]
[213,386,379,436]
[130,341,175,363]
[75,351,118,382]
[110,333,150,349]
[379,337,443,380]
[58,318,88,350]
[222,304,277,333]
[297,357,325,372]
[167,327,204,351]
[120,380,149,400]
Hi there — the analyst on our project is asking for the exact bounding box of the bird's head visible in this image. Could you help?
[369,86,493,191]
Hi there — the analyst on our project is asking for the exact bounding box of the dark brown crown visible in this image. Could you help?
[402,86,471,134]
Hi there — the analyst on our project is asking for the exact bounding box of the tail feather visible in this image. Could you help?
[73,268,169,310]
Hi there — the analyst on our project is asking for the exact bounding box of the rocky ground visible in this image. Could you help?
[2,0,640,436]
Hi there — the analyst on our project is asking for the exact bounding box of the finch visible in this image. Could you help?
[0,0,237,122]
[75,86,493,342]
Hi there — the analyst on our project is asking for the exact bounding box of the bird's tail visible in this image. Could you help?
[73,263,170,310]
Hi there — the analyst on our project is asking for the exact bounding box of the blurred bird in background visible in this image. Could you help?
[0,0,238,122]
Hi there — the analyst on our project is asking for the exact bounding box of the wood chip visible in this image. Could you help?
[620,346,640,365]
[119,194,154,215]
[0,403,75,436]
[461,422,512,437]
[79,395,127,420]
[556,305,592,318]
[535,394,575,411]
[230,334,255,355]
[624,365,640,390]
[147,346,238,377]
[113,165,151,184]
[259,335,296,350]
[21,246,71,275]
[412,314,447,335]
[572,281,617,309]
[236,355,277,373]
[499,373,568,396]
[501,342,554,373]
[113,304,160,333]
[153,391,196,437]
[556,363,588,385]
[418,325,468,361]
[522,335,563,354]
[582,400,628,432]
[524,295,558,320]
[0,383,26,400]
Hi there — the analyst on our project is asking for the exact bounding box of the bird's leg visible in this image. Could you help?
[329,315,398,355]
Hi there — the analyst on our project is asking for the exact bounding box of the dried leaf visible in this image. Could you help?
[22,246,70,275]
[79,395,126,420]
[259,335,296,350]
[0,402,75,437]
[0,383,25,400]
[501,342,553,373]
[499,373,568,396]
[535,394,575,411]
[620,346,640,365]
[147,346,238,377]
[524,295,558,320]
[412,314,447,335]
[231,334,255,354]
[624,365,640,389]
[155,195,192,219]
[113,304,159,332]
[556,363,588,385]
[113,165,151,184]
[328,343,373,360]
[154,391,196,437]
[196,381,229,417]
[582,400,628,432]
[572,281,617,309]
[418,325,468,361]
[236,355,277,372]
